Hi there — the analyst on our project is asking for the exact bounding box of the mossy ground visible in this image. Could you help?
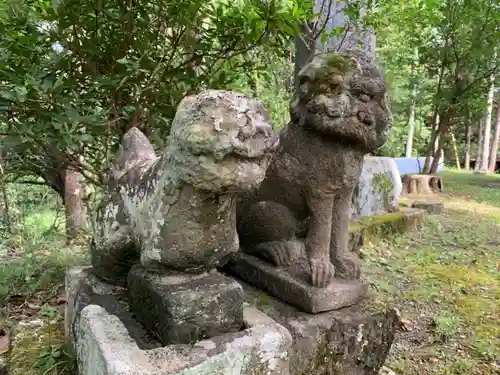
[363,169,500,375]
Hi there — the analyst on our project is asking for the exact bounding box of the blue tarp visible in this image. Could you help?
[393,157,445,176]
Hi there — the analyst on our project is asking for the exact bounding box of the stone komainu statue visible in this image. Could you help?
[90,90,279,285]
[237,52,392,288]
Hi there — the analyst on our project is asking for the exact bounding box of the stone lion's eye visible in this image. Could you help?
[359,94,371,103]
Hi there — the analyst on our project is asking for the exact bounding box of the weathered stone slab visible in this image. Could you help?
[66,267,293,375]
[351,156,403,220]
[411,200,444,215]
[76,304,291,375]
[65,266,161,354]
[225,253,367,314]
[243,282,400,375]
[127,265,244,345]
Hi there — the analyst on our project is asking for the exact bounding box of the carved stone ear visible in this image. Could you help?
[110,127,157,182]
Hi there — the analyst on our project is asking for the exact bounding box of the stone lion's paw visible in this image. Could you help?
[309,257,335,288]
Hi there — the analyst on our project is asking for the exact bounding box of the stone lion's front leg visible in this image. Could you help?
[330,192,361,279]
[90,198,138,285]
[305,194,336,288]
[238,201,297,266]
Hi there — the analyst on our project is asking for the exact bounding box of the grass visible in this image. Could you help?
[364,169,500,375]
[0,183,87,375]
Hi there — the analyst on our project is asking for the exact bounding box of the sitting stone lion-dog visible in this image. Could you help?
[237,52,392,288]
[91,90,279,285]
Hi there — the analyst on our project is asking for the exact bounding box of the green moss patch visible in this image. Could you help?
[350,208,424,240]
[9,319,71,375]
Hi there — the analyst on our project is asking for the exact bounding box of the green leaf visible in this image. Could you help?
[52,0,60,14]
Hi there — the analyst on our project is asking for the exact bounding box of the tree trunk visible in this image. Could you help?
[464,121,472,170]
[451,131,461,170]
[430,135,445,175]
[0,148,11,234]
[433,113,440,154]
[475,119,484,171]
[64,167,87,243]
[1,182,11,234]
[488,104,500,172]
[423,63,445,173]
[406,102,416,157]
[423,111,441,173]
[406,47,418,158]
[430,106,455,174]
[479,76,495,172]
[294,0,376,87]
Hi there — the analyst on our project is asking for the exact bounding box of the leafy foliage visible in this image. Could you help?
[0,0,311,185]
[375,0,499,162]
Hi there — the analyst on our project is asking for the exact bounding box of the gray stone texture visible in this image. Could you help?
[244,282,400,375]
[91,90,279,285]
[65,267,161,355]
[237,52,392,289]
[351,156,402,220]
[66,267,292,375]
[127,265,244,345]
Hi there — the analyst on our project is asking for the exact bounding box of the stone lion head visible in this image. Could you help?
[291,52,392,152]
[167,90,279,193]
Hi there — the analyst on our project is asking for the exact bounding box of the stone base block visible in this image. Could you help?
[127,264,244,345]
[66,267,292,375]
[355,208,426,238]
[225,253,368,314]
[411,200,444,214]
[243,282,400,375]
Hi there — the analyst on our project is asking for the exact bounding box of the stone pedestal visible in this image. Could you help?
[127,265,244,345]
[411,200,444,215]
[243,282,400,375]
[225,253,367,314]
[66,267,292,375]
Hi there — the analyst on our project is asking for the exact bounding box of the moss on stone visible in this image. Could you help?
[351,208,425,240]
[9,321,71,375]
[323,53,350,73]
[312,53,350,84]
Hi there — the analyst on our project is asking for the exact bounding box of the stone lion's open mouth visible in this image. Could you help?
[230,133,280,161]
